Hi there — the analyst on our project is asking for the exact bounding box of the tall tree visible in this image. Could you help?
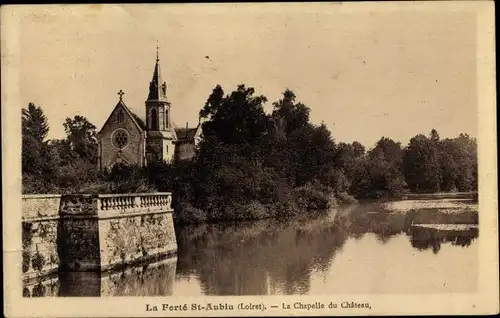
[63,115,98,163]
[429,129,442,192]
[271,89,311,135]
[21,103,50,176]
[404,133,441,193]
[365,137,406,198]
[453,134,477,191]
[22,103,49,143]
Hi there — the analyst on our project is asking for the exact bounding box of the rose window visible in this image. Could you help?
[113,130,129,148]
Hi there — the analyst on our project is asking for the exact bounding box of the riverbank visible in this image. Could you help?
[173,190,478,225]
[405,191,478,201]
[173,184,358,224]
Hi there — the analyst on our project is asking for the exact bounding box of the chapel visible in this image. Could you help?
[97,49,202,171]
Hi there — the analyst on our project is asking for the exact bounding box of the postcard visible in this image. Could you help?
[2,2,498,317]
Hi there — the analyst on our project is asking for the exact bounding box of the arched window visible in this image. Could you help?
[117,110,124,124]
[151,108,158,130]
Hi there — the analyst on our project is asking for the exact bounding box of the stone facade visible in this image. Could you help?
[174,125,202,161]
[98,102,146,169]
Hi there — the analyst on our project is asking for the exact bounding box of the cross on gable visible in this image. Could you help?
[118,89,125,101]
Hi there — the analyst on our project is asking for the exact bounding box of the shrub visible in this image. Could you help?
[292,182,335,210]
[176,202,207,224]
[336,192,358,205]
[241,201,269,220]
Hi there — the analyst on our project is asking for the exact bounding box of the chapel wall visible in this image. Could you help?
[99,107,144,170]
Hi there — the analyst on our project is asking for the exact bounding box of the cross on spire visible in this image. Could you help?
[118,89,125,101]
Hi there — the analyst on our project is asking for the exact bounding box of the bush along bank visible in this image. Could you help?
[172,181,357,225]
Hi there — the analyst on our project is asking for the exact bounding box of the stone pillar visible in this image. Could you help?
[59,194,101,271]
[58,193,177,272]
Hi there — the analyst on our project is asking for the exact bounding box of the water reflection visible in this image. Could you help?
[409,226,477,254]
[24,200,478,296]
[24,258,177,297]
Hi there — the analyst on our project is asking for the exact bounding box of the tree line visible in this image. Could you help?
[22,84,477,221]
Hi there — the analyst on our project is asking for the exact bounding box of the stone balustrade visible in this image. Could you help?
[59,193,173,218]
[98,193,172,214]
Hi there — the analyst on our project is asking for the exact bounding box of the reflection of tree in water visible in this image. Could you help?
[335,204,479,254]
[176,213,348,295]
[409,226,477,254]
[334,204,407,244]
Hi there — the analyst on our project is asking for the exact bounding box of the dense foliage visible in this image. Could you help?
[22,86,478,222]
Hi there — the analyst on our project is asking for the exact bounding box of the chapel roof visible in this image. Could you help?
[130,112,147,131]
[175,127,198,141]
[98,98,146,134]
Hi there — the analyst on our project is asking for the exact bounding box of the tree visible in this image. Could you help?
[21,103,51,176]
[452,134,477,191]
[438,138,460,191]
[271,89,311,135]
[364,137,406,198]
[404,132,441,193]
[63,115,98,163]
[22,103,49,143]
[199,84,270,147]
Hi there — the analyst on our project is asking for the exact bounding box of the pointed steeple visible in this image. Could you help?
[147,42,168,102]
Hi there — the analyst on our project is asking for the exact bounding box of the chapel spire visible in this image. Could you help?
[147,42,167,102]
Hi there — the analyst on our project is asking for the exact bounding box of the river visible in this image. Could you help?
[24,197,478,297]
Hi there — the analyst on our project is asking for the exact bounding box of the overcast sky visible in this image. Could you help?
[17,3,478,148]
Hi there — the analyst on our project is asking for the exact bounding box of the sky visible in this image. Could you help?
[17,3,478,148]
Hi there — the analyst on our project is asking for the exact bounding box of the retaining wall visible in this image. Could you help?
[22,193,177,282]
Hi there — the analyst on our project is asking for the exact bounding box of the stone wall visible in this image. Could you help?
[22,275,60,297]
[22,195,61,281]
[22,192,177,284]
[175,140,196,161]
